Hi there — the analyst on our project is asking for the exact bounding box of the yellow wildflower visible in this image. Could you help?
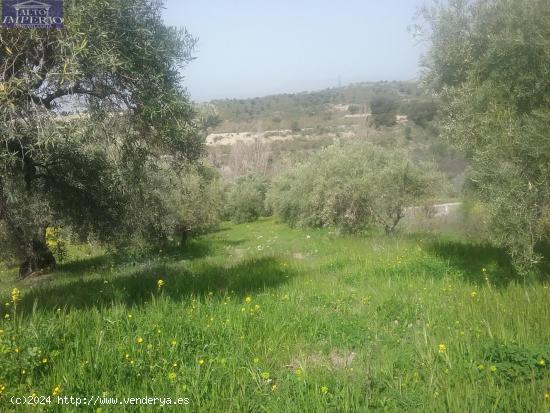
[320,386,329,394]
[253,357,260,364]
[490,365,497,373]
[539,359,545,366]
[168,372,177,381]
[545,392,549,401]
[470,291,477,298]
[260,371,270,380]
[136,337,144,344]
[478,364,485,371]
[157,279,165,289]
[245,296,252,304]
[198,359,205,365]
[11,288,20,304]
[52,385,61,396]
[42,358,48,364]
[170,340,177,346]
[438,344,446,354]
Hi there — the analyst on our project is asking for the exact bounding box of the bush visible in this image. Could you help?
[348,104,362,114]
[405,100,439,128]
[404,126,412,140]
[146,164,225,244]
[173,165,225,239]
[370,94,399,127]
[227,174,270,224]
[267,143,446,234]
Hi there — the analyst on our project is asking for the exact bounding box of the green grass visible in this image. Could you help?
[1,218,549,412]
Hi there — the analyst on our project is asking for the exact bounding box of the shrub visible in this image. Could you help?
[404,126,412,140]
[175,166,225,238]
[148,164,225,244]
[348,104,362,115]
[405,100,439,128]
[267,143,446,234]
[227,174,270,224]
[370,94,399,127]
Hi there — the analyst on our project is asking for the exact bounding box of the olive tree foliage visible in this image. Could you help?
[370,94,399,127]
[267,143,445,234]
[196,104,222,132]
[162,164,225,243]
[419,0,550,273]
[227,174,270,224]
[0,0,204,276]
[404,100,439,128]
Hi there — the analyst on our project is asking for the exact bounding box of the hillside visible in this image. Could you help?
[206,81,421,133]
[202,82,466,194]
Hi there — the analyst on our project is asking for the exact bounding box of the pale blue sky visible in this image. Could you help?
[162,0,427,102]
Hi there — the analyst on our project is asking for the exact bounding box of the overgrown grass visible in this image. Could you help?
[0,219,549,412]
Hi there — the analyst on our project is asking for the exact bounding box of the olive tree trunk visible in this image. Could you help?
[19,229,56,279]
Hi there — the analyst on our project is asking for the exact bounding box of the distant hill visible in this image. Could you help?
[204,81,424,133]
[202,81,466,196]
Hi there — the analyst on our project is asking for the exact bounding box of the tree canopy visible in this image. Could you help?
[268,143,445,234]
[421,0,550,273]
[0,0,203,276]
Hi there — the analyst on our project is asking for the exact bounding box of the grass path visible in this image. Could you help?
[0,218,549,411]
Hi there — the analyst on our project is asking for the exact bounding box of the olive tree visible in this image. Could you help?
[370,94,399,127]
[0,0,203,277]
[227,174,270,224]
[162,164,225,244]
[419,0,550,273]
[268,143,445,234]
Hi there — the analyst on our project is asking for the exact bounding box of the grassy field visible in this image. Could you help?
[0,218,549,412]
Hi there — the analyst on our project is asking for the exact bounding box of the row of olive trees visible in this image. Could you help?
[223,142,446,234]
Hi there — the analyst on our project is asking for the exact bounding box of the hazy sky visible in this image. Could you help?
[162,0,427,102]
